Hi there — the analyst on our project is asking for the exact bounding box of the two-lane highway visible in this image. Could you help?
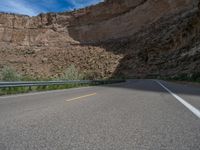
[0,80,200,150]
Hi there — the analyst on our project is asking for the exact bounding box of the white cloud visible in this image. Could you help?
[0,0,41,16]
[0,0,104,16]
[68,0,103,9]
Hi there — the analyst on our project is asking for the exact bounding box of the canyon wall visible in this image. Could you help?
[0,12,122,78]
[69,0,198,42]
[0,0,199,79]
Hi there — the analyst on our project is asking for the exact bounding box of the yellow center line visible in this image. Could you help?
[66,93,97,102]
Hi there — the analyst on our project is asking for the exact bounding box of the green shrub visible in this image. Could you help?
[62,64,84,80]
[0,66,21,81]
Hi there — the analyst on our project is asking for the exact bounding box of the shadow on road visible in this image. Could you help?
[101,79,200,97]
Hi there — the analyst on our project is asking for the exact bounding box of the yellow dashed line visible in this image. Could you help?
[66,93,97,102]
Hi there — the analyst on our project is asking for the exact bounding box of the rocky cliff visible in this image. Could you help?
[0,0,199,79]
[0,12,122,78]
[69,0,197,42]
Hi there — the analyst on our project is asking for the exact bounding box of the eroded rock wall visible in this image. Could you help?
[68,0,198,43]
[0,13,122,78]
[109,9,200,78]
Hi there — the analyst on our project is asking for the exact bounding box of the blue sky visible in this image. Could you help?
[0,0,103,16]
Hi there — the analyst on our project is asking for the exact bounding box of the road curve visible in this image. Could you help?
[0,80,200,150]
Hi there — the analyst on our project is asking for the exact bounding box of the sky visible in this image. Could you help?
[0,0,103,16]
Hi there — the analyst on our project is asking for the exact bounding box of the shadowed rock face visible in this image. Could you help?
[68,0,197,43]
[0,0,199,79]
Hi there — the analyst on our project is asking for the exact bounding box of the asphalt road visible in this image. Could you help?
[0,80,200,150]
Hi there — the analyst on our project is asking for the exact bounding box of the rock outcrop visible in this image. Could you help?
[0,12,123,78]
[0,0,199,79]
[69,0,197,43]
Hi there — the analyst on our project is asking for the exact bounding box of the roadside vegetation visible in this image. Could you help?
[0,66,21,81]
[0,65,124,96]
[62,64,85,80]
[0,65,97,96]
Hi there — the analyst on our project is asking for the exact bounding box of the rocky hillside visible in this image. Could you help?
[0,0,199,79]
[0,11,122,78]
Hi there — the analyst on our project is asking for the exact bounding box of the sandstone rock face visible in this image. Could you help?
[0,12,123,78]
[69,0,197,42]
[0,0,199,79]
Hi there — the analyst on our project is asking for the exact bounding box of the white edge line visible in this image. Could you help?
[0,86,92,99]
[155,80,200,119]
